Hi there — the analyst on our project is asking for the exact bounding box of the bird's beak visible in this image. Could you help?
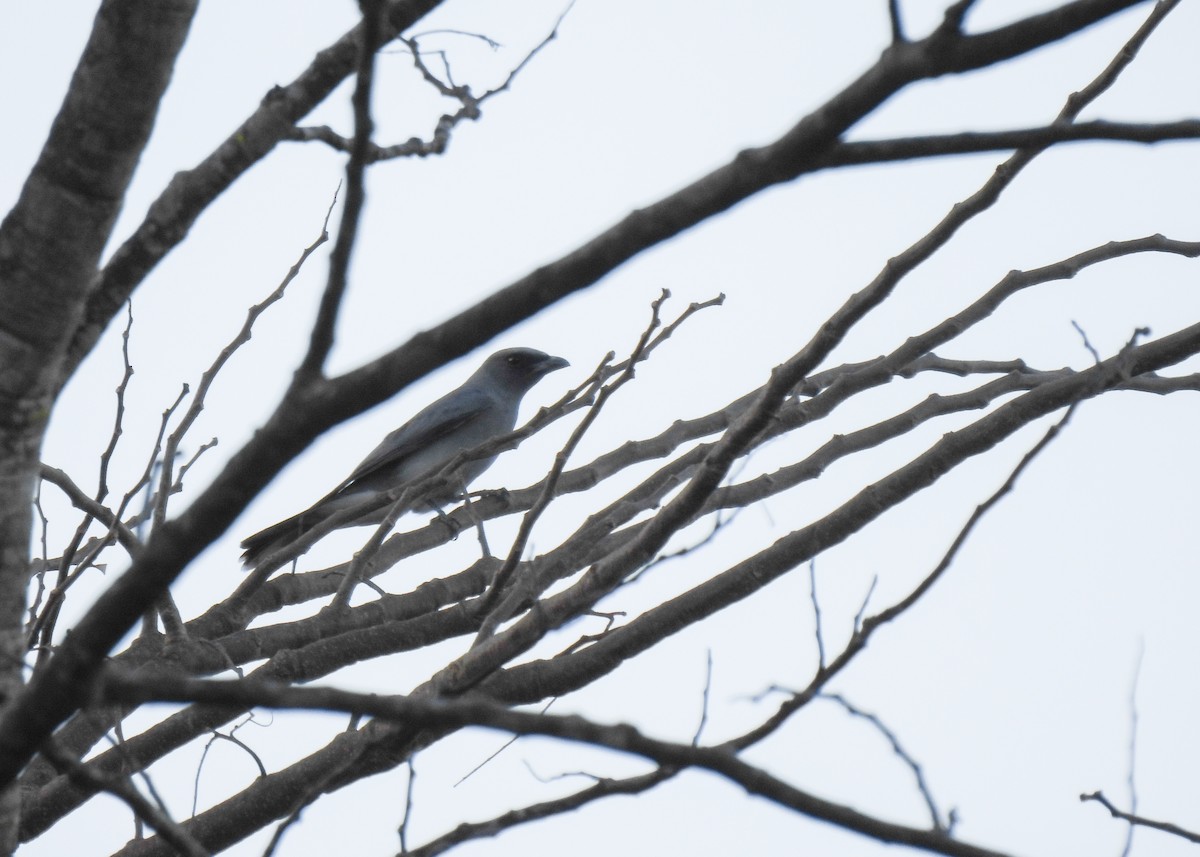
[542,355,570,374]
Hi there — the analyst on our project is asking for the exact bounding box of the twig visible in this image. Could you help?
[97,300,137,505]
[154,184,339,532]
[39,466,140,553]
[473,290,671,642]
[729,401,1081,755]
[40,738,207,857]
[293,4,574,164]
[453,699,556,788]
[1119,641,1145,857]
[888,0,905,43]
[1072,320,1102,364]
[405,768,676,857]
[31,370,186,657]
[398,758,416,854]
[693,650,714,746]
[816,119,1200,169]
[808,559,826,669]
[823,693,949,833]
[1081,791,1200,845]
[260,735,367,857]
[297,0,379,380]
[102,671,1015,857]
[27,484,51,633]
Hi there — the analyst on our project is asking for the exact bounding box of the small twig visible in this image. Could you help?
[853,575,877,634]
[1072,320,1102,364]
[728,401,1082,756]
[97,300,137,505]
[407,768,675,856]
[327,481,432,610]
[125,385,190,531]
[39,465,140,552]
[474,290,671,642]
[194,715,267,816]
[521,760,600,785]
[823,693,949,833]
[398,758,416,854]
[808,559,826,670]
[31,304,142,655]
[473,289,723,639]
[27,484,51,632]
[935,0,979,36]
[102,672,1015,857]
[1081,791,1200,845]
[888,0,905,43]
[636,502,739,578]
[261,738,366,857]
[154,190,337,534]
[474,0,574,102]
[40,737,207,857]
[173,438,219,493]
[1120,641,1145,857]
[453,699,556,787]
[693,650,714,746]
[297,0,378,381]
[555,611,627,656]
[290,4,574,164]
[407,28,501,50]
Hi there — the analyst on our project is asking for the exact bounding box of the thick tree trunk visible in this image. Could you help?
[0,0,198,848]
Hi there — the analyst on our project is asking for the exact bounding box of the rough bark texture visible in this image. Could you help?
[0,0,199,848]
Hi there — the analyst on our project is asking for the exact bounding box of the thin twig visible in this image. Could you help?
[154,187,338,532]
[728,402,1082,755]
[1081,791,1200,845]
[473,290,673,641]
[40,738,207,857]
[1072,320,1102,364]
[693,650,714,746]
[808,559,826,670]
[398,758,416,854]
[888,0,905,43]
[297,1,379,380]
[823,693,948,833]
[1119,641,1145,857]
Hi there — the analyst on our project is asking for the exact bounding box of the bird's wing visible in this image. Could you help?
[334,385,494,493]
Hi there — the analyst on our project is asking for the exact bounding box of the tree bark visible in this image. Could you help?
[0,0,198,848]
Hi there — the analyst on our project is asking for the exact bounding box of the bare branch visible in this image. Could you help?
[100,671,1016,857]
[820,119,1200,169]
[888,0,905,42]
[291,4,572,163]
[39,739,206,857]
[823,694,949,833]
[297,2,382,380]
[1081,791,1200,845]
[405,768,675,857]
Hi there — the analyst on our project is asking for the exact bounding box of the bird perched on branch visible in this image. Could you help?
[240,347,569,568]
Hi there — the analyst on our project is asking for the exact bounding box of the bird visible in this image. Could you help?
[240,347,569,568]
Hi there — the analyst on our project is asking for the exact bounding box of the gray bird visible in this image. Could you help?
[240,347,569,567]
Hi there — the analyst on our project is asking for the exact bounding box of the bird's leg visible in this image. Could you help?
[458,480,491,558]
[427,501,461,540]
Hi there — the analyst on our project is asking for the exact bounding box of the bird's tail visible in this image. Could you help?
[240,510,321,568]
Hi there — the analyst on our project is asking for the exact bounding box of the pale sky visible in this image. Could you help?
[5,2,1199,856]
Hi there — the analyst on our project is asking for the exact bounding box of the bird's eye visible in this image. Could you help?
[507,355,520,365]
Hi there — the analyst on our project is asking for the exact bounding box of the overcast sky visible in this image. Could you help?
[5,2,1199,856]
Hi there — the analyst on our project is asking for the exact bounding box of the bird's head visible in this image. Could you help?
[477,347,570,394]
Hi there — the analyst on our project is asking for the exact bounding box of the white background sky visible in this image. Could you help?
[4,2,1199,856]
